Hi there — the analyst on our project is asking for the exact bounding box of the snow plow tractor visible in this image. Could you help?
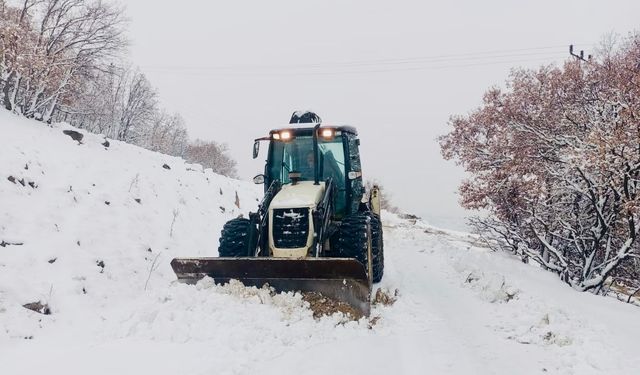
[171,112,383,316]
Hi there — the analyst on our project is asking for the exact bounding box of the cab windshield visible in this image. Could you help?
[268,134,345,183]
[268,132,347,212]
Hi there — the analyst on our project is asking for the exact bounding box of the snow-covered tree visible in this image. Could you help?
[0,0,126,121]
[1,0,239,181]
[59,65,159,143]
[185,140,238,178]
[440,34,640,294]
[115,70,157,142]
[144,111,189,157]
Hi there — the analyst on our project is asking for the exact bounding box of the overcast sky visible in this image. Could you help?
[122,0,639,230]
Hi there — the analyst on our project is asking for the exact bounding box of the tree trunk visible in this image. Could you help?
[2,71,15,110]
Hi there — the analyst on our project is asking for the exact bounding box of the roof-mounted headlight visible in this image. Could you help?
[319,128,335,140]
[272,130,293,141]
[280,130,292,141]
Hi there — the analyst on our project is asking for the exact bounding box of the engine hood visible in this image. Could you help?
[270,181,325,209]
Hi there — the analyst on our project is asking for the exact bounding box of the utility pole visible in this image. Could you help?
[569,45,591,62]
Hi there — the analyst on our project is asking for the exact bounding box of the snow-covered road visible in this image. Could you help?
[3,215,639,375]
[1,111,639,375]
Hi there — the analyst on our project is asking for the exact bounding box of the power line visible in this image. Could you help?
[314,56,569,75]
[141,55,568,78]
[142,45,583,72]
[143,51,568,73]
[138,44,593,77]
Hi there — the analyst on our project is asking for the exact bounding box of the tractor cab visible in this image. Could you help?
[254,124,364,218]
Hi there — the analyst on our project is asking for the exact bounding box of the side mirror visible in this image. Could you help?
[253,141,260,159]
[253,174,265,184]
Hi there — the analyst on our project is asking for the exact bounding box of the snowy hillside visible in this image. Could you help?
[0,111,261,337]
[1,111,640,375]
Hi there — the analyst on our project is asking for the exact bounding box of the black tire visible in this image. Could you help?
[373,215,384,283]
[218,218,257,257]
[337,212,384,283]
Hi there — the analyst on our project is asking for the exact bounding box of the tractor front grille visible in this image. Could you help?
[272,208,310,249]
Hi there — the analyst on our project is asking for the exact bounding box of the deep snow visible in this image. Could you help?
[1,111,639,375]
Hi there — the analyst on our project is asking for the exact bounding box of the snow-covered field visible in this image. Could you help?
[1,111,639,375]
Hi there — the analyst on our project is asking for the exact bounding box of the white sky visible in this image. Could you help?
[122,0,639,229]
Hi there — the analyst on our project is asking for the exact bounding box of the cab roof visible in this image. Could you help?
[268,125,358,136]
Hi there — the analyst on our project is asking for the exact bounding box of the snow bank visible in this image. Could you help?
[0,110,261,338]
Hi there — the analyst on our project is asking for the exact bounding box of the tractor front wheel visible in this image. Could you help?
[218,218,258,257]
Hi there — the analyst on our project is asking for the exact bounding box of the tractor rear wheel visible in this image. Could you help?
[218,218,257,257]
[337,212,384,283]
[374,216,384,282]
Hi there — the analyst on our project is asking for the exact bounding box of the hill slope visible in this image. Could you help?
[1,111,639,375]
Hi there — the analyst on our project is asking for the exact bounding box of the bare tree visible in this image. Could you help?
[116,70,156,142]
[144,111,189,157]
[185,140,238,178]
[57,62,124,136]
[60,65,157,142]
